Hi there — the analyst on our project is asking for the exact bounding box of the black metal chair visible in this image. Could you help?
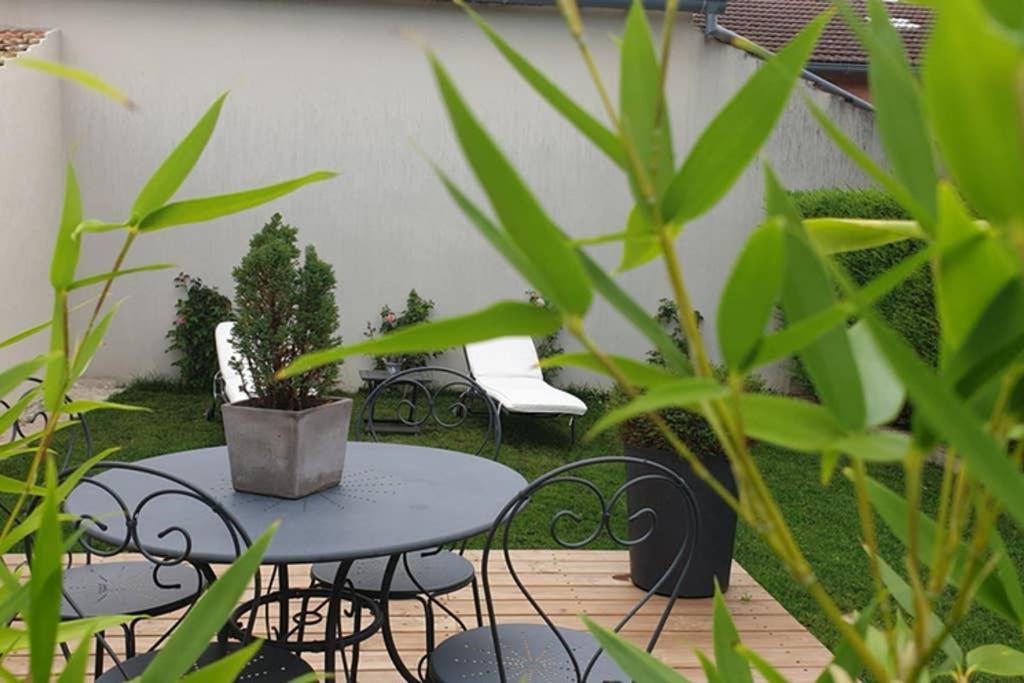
[48,461,316,682]
[1,379,209,678]
[426,456,700,683]
[310,366,502,675]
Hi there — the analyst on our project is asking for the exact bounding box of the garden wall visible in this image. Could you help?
[0,31,66,372]
[0,0,882,389]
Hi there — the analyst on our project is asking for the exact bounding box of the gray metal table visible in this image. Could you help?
[65,442,527,680]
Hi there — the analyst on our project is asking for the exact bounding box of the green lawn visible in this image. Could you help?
[33,383,1024,665]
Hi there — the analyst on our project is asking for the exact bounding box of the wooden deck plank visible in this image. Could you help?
[4,550,830,681]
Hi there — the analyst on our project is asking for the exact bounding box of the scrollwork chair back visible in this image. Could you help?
[478,456,700,683]
[357,366,502,459]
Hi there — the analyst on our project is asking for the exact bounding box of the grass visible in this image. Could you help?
[22,381,1024,669]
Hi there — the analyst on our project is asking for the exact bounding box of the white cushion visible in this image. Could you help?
[215,322,252,404]
[475,376,587,416]
[465,336,543,380]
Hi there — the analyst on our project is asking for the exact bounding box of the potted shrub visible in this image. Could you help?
[222,213,350,499]
[618,302,762,598]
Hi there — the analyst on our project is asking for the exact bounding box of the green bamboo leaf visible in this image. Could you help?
[661,12,830,224]
[55,630,94,683]
[735,645,787,683]
[69,263,175,291]
[588,378,727,438]
[863,310,1024,530]
[179,641,263,683]
[461,3,625,167]
[934,185,1017,352]
[580,252,692,376]
[429,53,591,315]
[696,650,725,683]
[10,58,135,108]
[429,161,556,297]
[0,475,44,495]
[738,394,845,452]
[55,447,121,502]
[137,171,338,231]
[831,429,910,463]
[0,297,97,351]
[0,394,38,443]
[617,204,662,272]
[717,218,785,370]
[750,243,933,368]
[990,528,1024,623]
[539,352,678,388]
[860,474,1020,622]
[770,169,865,429]
[141,524,278,682]
[983,0,1024,36]
[132,93,228,223]
[62,400,149,415]
[280,301,561,379]
[848,321,905,427]
[27,461,61,683]
[579,614,690,683]
[71,219,128,237]
[713,583,753,683]
[71,302,122,380]
[815,602,877,683]
[804,218,925,254]
[924,0,1024,224]
[874,552,964,668]
[967,645,1024,677]
[43,295,68,415]
[0,354,50,403]
[802,93,928,223]
[838,0,936,224]
[50,164,82,290]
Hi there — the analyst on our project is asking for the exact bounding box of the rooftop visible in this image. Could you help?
[0,27,46,61]
[694,0,933,69]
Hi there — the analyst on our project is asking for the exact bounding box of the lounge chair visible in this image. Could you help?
[464,336,587,443]
[207,321,252,418]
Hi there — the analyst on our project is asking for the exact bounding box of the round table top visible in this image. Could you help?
[65,443,527,565]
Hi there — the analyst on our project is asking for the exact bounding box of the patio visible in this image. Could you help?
[5,551,830,681]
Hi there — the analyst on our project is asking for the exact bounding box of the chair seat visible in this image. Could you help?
[311,550,475,598]
[96,640,315,682]
[61,561,204,620]
[428,623,626,682]
[475,377,587,416]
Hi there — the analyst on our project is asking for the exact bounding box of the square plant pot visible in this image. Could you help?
[222,397,353,499]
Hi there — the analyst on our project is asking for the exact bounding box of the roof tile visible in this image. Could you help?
[0,27,47,62]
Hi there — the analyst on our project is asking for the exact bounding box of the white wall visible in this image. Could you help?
[0,31,66,372]
[0,0,881,389]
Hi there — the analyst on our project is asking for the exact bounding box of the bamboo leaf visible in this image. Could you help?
[804,218,925,254]
[140,524,277,682]
[179,641,263,683]
[831,429,910,463]
[71,219,128,237]
[735,645,788,683]
[0,297,97,351]
[27,461,61,683]
[132,93,228,222]
[55,631,94,683]
[617,204,662,272]
[69,263,175,291]
[71,302,122,380]
[815,603,877,683]
[11,58,135,108]
[462,3,625,167]
[967,645,1024,677]
[50,164,82,290]
[137,171,338,231]
[580,614,690,682]
[717,218,785,370]
[738,394,845,452]
[588,378,727,438]
[661,12,830,224]
[539,352,678,388]
[0,355,50,403]
[429,53,591,315]
[280,302,561,379]
[61,400,149,415]
[848,321,905,427]
[713,583,753,683]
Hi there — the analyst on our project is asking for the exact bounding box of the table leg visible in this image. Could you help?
[379,553,423,682]
[276,564,290,641]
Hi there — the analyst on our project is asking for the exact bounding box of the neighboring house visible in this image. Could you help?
[695,0,933,102]
[0,1,884,388]
[0,26,44,59]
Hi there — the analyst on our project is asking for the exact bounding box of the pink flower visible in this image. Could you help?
[385,313,397,324]
[175,314,186,325]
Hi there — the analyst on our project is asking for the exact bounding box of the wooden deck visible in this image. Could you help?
[10,550,831,681]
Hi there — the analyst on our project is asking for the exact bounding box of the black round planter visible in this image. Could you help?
[625,444,738,598]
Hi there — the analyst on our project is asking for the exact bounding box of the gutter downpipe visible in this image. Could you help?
[704,13,875,111]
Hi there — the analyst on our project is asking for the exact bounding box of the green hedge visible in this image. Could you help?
[789,189,939,400]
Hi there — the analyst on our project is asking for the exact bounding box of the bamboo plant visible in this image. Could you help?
[283,0,1024,679]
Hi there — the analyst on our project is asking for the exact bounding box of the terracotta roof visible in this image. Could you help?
[694,0,933,68]
[0,27,46,61]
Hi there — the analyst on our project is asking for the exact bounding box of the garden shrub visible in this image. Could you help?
[788,189,939,400]
[165,272,233,388]
[527,289,565,382]
[364,289,440,370]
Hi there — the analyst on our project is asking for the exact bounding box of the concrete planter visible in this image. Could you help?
[222,397,353,499]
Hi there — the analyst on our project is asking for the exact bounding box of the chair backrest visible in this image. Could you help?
[51,461,262,675]
[478,456,700,682]
[215,321,252,403]
[1,376,92,473]
[356,366,502,459]
[464,336,543,381]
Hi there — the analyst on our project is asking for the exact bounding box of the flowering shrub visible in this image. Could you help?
[165,272,232,387]
[364,289,439,370]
